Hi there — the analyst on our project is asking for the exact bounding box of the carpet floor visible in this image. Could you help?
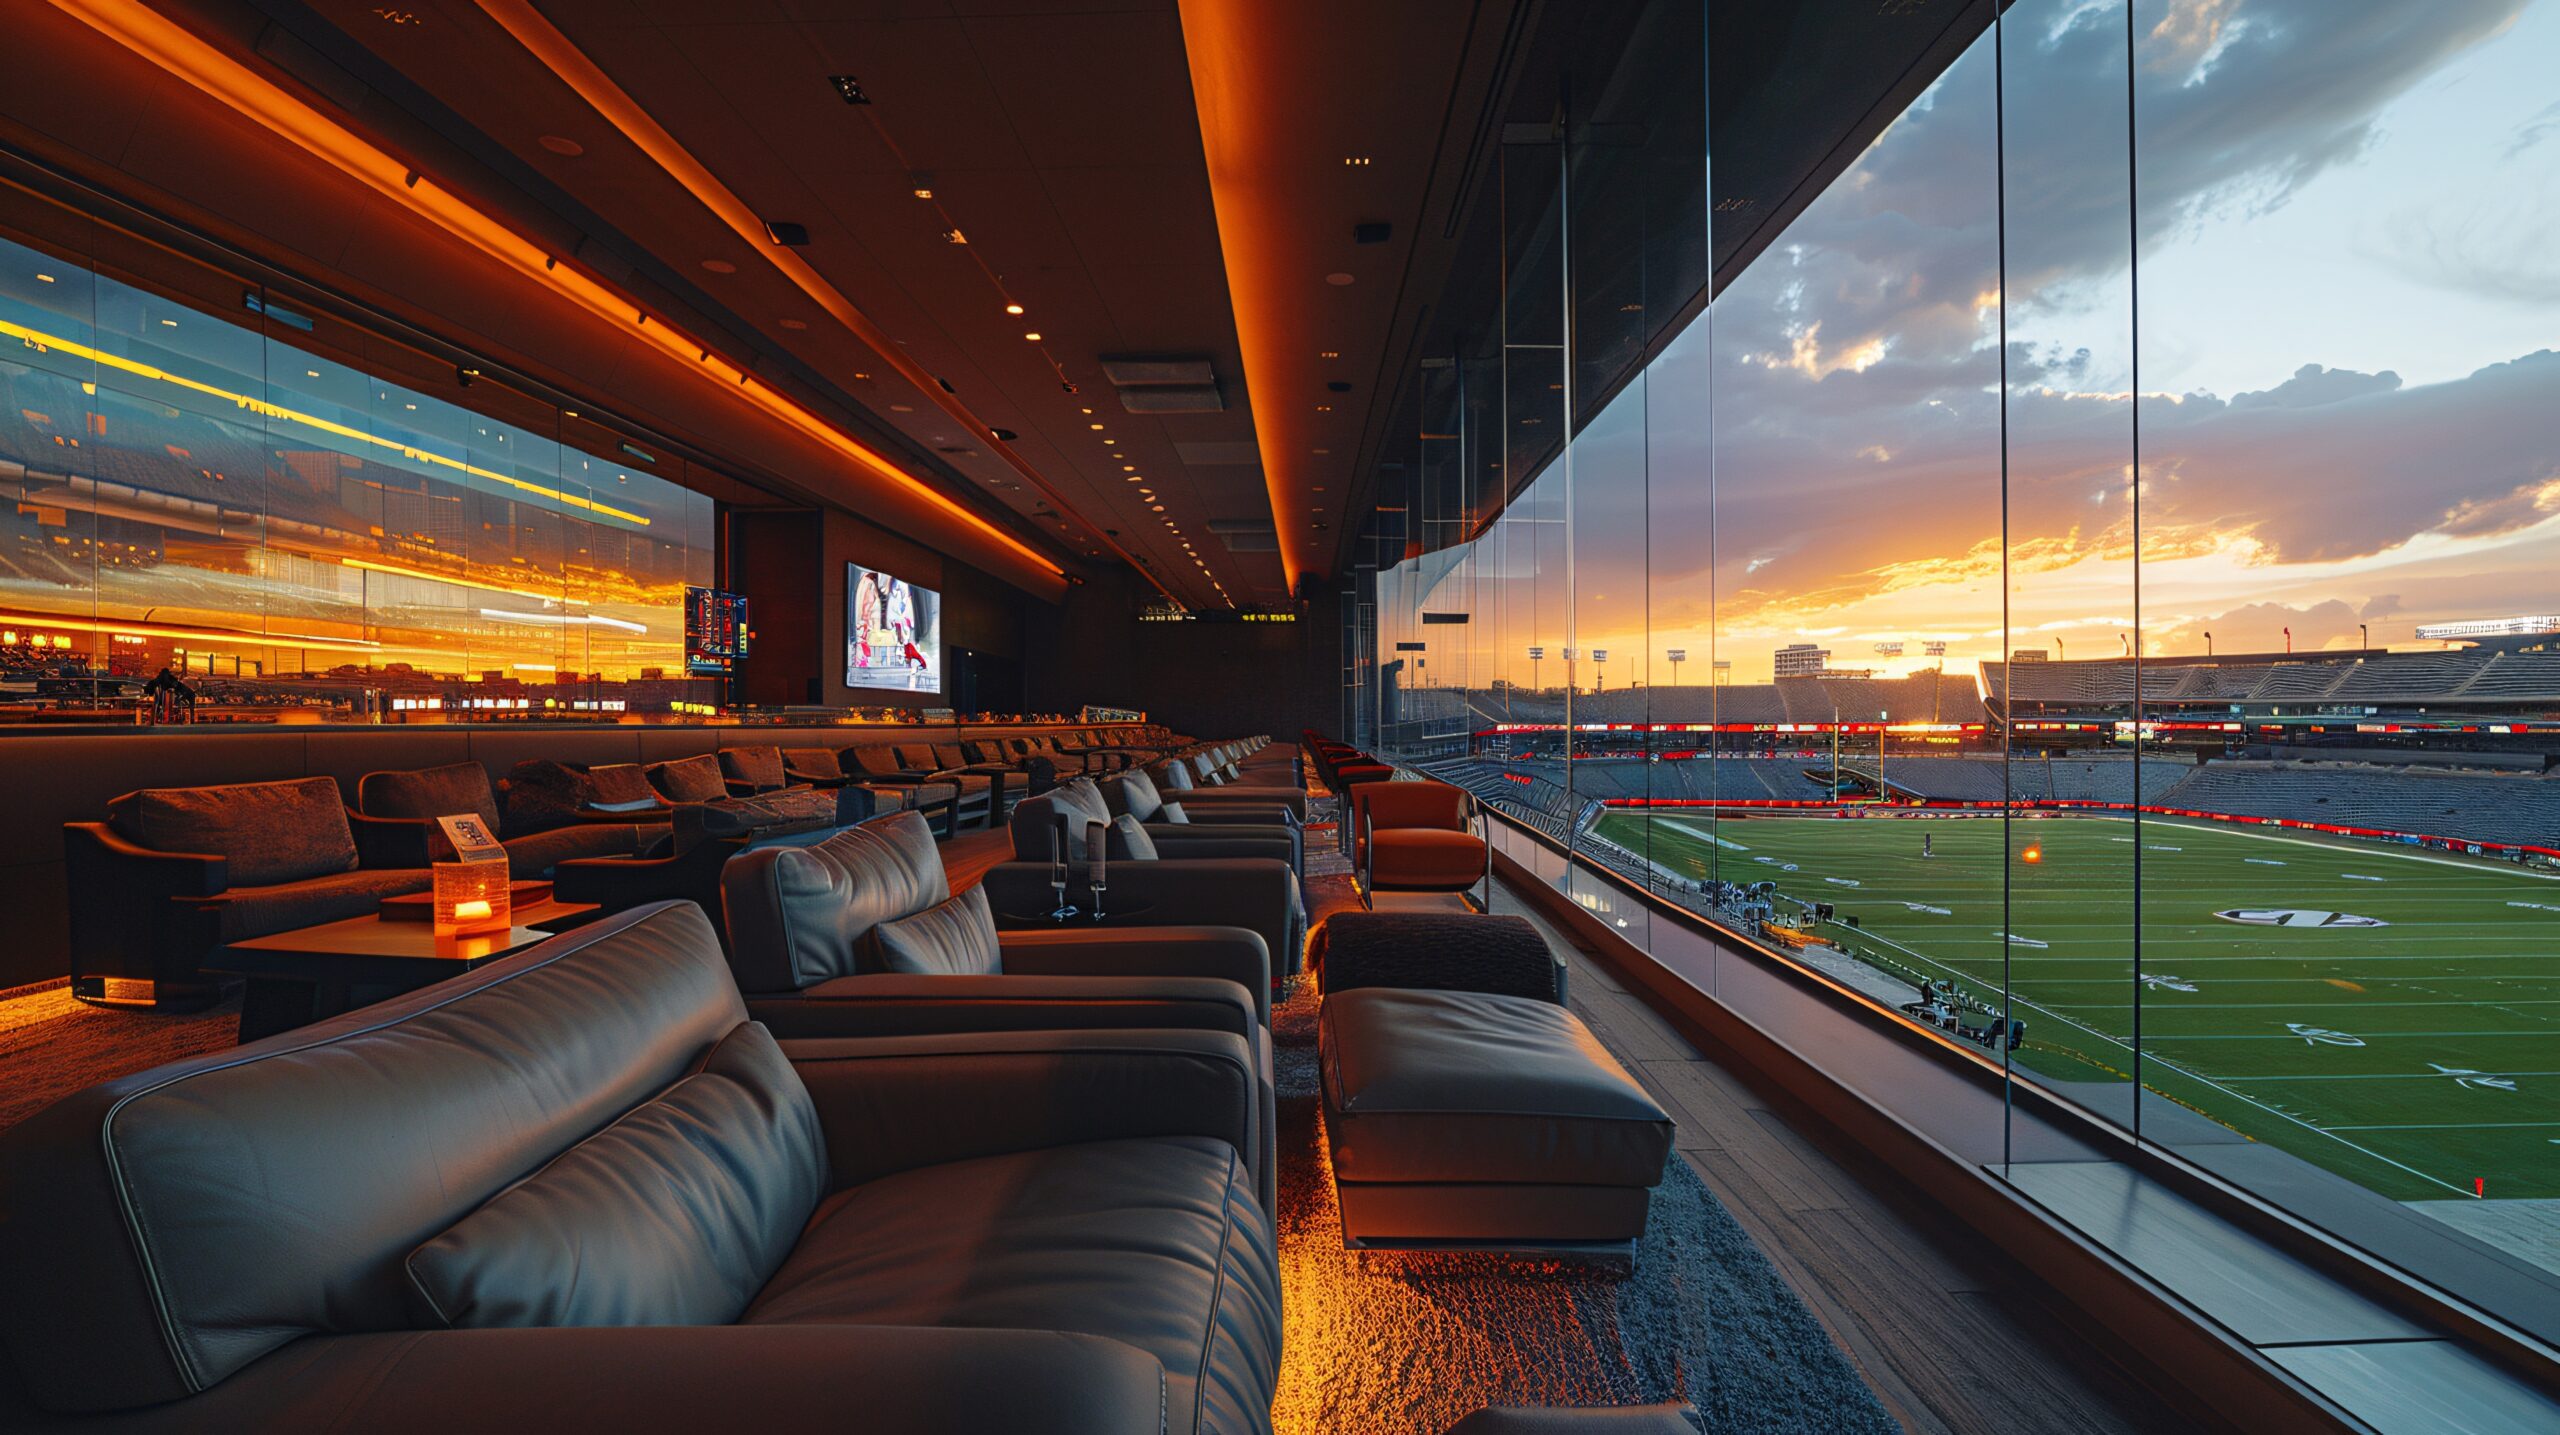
[1272,887,1896,1435]
[0,980,238,1131]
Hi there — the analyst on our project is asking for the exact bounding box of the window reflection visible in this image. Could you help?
[0,222,717,722]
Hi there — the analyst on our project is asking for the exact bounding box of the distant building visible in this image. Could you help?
[2414,616,2560,641]
[1774,643,1830,677]
[2010,649,2050,663]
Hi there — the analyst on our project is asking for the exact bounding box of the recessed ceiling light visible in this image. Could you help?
[1313,448,1330,455]
[1320,350,1339,359]
[891,404,914,412]
[941,228,967,245]
[1023,332,1042,341]
[1121,465,1135,471]
[912,187,934,200]
[539,134,584,156]
[828,74,870,105]
[1342,156,1370,166]
[1005,303,1025,315]
[1325,273,1354,286]
[1149,504,1164,512]
[701,259,737,274]
[1315,405,1332,412]
[1125,475,1142,482]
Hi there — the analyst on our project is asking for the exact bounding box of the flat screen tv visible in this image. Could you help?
[845,564,940,693]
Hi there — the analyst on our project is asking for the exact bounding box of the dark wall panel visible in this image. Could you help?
[1025,572,1336,738]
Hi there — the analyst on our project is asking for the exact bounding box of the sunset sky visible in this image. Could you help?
[1413,0,2560,690]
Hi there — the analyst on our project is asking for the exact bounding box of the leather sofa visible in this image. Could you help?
[0,900,1282,1435]
[1317,912,1672,1250]
[1118,767,1297,832]
[352,761,659,879]
[61,776,431,1012]
[1019,777,1302,876]
[1151,757,1311,822]
[719,809,1277,1210]
[780,747,961,836]
[552,788,876,929]
[842,745,994,832]
[990,784,1307,992]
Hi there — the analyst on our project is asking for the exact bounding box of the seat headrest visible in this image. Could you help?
[718,810,948,993]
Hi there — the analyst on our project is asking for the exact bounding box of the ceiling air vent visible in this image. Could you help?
[1102,354,1223,414]
[1206,519,1278,553]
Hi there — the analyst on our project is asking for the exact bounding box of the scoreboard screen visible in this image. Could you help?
[685,587,750,676]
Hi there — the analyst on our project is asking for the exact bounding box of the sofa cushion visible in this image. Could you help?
[651,754,729,804]
[929,743,969,770]
[501,822,648,879]
[743,1136,1280,1435]
[501,760,601,835]
[1369,828,1487,886]
[214,866,434,941]
[406,1022,824,1329]
[782,747,846,781]
[359,763,499,829]
[1320,988,1672,1189]
[110,777,357,887]
[893,745,940,772]
[1105,815,1159,862]
[871,886,1002,977]
[587,763,659,807]
[679,789,842,843]
[721,746,789,793]
[717,811,950,993]
[847,746,913,779]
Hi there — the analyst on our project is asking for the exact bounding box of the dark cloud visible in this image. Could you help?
[2229,363,2402,410]
[2360,593,2403,620]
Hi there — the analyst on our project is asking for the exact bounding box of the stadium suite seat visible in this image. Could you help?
[1352,779,1492,911]
[351,760,660,878]
[718,808,1275,1211]
[0,900,1280,1435]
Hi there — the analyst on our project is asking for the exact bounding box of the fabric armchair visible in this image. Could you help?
[1354,779,1491,911]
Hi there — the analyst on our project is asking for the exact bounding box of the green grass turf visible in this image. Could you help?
[1591,809,2560,1202]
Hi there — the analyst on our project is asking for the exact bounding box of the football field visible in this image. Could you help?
[1591,809,2560,1203]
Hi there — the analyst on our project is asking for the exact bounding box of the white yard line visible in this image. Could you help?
[2324,1121,2560,1132]
[1844,924,2476,1197]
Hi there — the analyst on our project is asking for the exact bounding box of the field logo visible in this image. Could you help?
[2429,1062,2517,1092]
[2140,973,2199,993]
[2215,909,2388,929]
[2287,1024,2364,1046]
[2508,902,2560,915]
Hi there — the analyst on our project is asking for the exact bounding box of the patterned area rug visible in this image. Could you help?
[1267,964,1895,1434]
[0,981,238,1131]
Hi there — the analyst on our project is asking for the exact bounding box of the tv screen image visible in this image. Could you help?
[845,564,941,692]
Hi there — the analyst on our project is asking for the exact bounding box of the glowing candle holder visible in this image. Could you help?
[432,856,512,935]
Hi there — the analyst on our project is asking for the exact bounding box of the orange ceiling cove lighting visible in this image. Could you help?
[471,0,1181,600]
[50,0,1060,583]
[1177,0,1310,592]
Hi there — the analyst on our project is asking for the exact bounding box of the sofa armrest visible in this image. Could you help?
[984,859,1303,985]
[123,1326,1164,1435]
[61,821,226,897]
[998,925,1272,1023]
[751,970,1257,1042]
[1147,827,1297,866]
[786,1027,1259,1194]
[345,809,437,869]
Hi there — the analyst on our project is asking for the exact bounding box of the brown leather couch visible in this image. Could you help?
[719,809,1277,1210]
[352,761,659,879]
[1151,757,1311,822]
[61,776,431,1011]
[0,901,1281,1434]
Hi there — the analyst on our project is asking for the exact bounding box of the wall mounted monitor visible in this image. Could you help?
[845,564,941,693]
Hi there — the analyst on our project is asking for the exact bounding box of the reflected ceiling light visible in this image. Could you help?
[1005,303,1025,315]
[479,607,647,634]
[35,273,55,283]
[49,0,1085,575]
[1022,331,1042,341]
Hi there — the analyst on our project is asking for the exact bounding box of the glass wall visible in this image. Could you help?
[0,194,721,724]
[1359,0,2560,1325]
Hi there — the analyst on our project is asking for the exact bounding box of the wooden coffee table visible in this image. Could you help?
[209,899,601,1042]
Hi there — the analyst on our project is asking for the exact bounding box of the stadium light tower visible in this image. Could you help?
[2359,622,2369,650]
[1527,644,1544,693]
[1667,647,1686,686]
[2204,631,2213,656]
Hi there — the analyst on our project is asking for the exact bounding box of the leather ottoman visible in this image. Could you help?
[1316,913,1673,1251]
